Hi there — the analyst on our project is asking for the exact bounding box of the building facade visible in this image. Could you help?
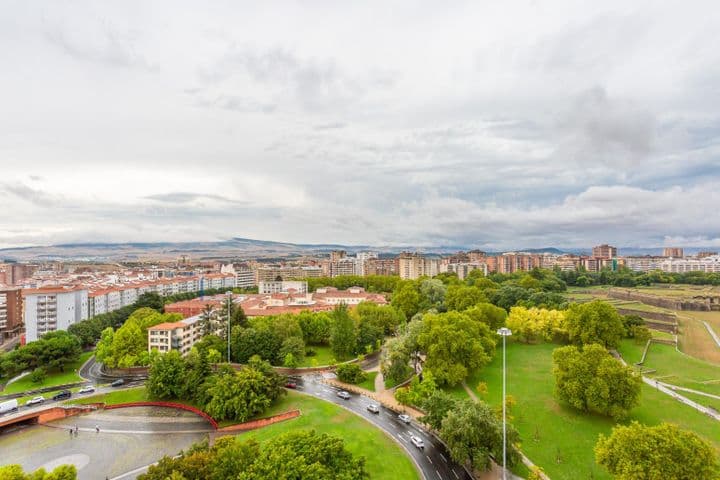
[398,253,440,280]
[662,247,684,258]
[0,289,23,342]
[592,244,617,259]
[23,287,89,342]
[148,315,202,356]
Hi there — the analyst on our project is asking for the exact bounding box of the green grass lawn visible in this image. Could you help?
[460,342,720,480]
[299,345,338,367]
[617,339,720,396]
[66,386,151,406]
[239,390,419,480]
[1,351,93,395]
[356,371,378,391]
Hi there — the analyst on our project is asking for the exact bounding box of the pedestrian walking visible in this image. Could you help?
[69,428,73,438]
[95,425,100,434]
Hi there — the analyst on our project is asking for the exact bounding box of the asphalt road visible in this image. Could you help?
[297,374,473,480]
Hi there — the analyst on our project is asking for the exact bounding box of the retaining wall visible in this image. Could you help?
[216,409,300,433]
[104,401,218,429]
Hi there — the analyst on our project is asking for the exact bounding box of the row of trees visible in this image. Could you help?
[0,464,77,480]
[228,303,405,367]
[557,266,720,287]
[147,349,285,422]
[139,431,368,480]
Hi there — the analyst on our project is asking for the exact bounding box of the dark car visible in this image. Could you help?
[110,379,125,387]
[52,390,72,401]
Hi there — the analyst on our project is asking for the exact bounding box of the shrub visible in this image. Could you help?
[335,363,367,384]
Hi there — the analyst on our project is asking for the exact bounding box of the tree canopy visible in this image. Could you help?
[564,300,625,349]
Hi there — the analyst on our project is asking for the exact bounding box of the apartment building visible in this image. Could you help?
[0,289,23,341]
[147,315,202,356]
[592,244,617,259]
[355,252,379,276]
[496,253,543,274]
[624,256,665,272]
[329,258,358,277]
[662,247,684,258]
[235,267,255,289]
[258,281,308,294]
[398,253,440,280]
[365,258,398,276]
[443,262,488,280]
[23,287,88,342]
[658,255,720,273]
[256,265,323,283]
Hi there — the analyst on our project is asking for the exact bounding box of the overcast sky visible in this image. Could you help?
[1,1,719,250]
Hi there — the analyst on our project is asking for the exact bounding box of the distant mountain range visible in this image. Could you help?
[0,237,714,262]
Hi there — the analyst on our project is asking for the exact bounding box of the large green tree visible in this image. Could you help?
[391,283,421,319]
[553,344,641,419]
[418,311,495,386]
[147,350,186,399]
[440,399,519,472]
[329,305,357,360]
[595,422,720,480]
[564,300,625,349]
[445,285,486,311]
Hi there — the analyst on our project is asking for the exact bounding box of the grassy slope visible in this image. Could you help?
[239,391,419,480]
[1,351,93,395]
[618,339,720,396]
[298,345,336,367]
[356,371,378,392]
[67,386,151,406]
[461,342,720,480]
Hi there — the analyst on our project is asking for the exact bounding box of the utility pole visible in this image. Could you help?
[226,291,233,362]
[497,327,512,480]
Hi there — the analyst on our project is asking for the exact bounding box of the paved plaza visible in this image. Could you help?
[0,407,210,479]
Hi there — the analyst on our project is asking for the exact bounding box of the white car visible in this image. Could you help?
[78,386,96,394]
[398,414,411,424]
[26,396,45,406]
[337,391,351,400]
[366,404,380,414]
[410,435,424,449]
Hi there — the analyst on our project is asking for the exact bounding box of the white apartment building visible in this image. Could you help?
[658,255,720,273]
[623,256,665,272]
[147,315,202,356]
[329,258,358,277]
[356,252,379,276]
[258,281,308,294]
[235,268,256,289]
[23,287,88,342]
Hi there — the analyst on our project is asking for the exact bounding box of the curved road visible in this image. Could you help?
[297,374,473,480]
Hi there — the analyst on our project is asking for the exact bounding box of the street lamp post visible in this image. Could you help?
[496,327,512,480]
[226,291,233,363]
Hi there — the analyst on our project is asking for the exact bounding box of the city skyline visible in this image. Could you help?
[2,1,720,250]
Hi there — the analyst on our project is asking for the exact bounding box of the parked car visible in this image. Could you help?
[26,396,45,406]
[0,399,18,415]
[78,386,96,394]
[366,404,380,414]
[337,390,351,400]
[52,390,72,401]
[285,381,297,389]
[398,414,411,424]
[410,435,424,449]
[110,379,125,387]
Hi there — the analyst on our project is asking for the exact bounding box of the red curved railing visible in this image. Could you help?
[104,402,219,429]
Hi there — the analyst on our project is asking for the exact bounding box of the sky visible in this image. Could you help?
[1,0,719,251]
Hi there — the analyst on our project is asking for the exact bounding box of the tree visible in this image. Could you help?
[232,327,282,365]
[336,363,367,384]
[420,390,458,430]
[595,422,720,480]
[445,285,486,311]
[29,367,47,384]
[355,302,405,335]
[182,348,211,401]
[552,344,641,420]
[147,350,186,399]
[565,300,625,349]
[463,303,507,331]
[420,279,447,311]
[418,311,495,386]
[198,304,218,337]
[391,283,421,319]
[490,285,532,311]
[330,305,357,360]
[506,307,566,343]
[203,362,285,422]
[381,336,412,386]
[279,336,305,364]
[0,464,77,480]
[297,311,332,345]
[440,399,519,472]
[195,334,226,361]
[35,330,82,372]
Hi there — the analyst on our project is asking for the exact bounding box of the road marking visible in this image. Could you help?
[426,455,433,464]
[397,434,407,442]
[440,453,447,463]
[436,468,442,479]
[451,468,459,479]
